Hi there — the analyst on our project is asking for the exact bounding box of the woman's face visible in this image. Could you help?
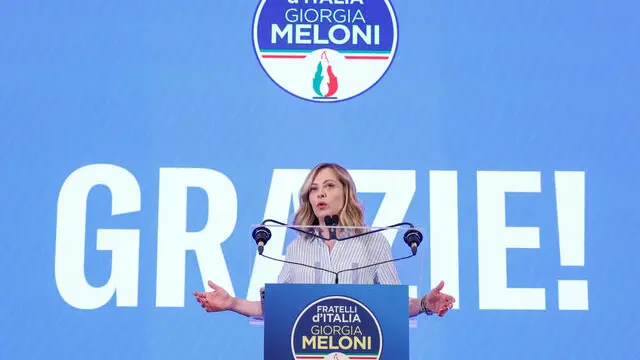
[308,167,345,223]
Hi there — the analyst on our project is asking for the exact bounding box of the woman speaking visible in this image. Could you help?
[194,163,455,319]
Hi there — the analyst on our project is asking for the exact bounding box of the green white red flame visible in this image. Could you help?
[312,51,339,97]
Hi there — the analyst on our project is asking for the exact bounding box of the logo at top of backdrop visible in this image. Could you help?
[290,296,382,360]
[252,0,399,103]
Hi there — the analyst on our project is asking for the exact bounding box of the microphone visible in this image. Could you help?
[403,228,423,255]
[252,219,425,284]
[252,225,272,255]
[324,215,339,239]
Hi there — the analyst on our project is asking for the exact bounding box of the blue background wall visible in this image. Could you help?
[1,1,638,359]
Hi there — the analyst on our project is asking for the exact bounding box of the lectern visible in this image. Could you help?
[263,283,409,360]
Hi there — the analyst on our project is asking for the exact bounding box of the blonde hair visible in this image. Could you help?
[293,163,366,235]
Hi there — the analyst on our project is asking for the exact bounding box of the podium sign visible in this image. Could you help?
[263,284,409,360]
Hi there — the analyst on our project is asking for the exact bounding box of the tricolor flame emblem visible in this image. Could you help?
[312,51,339,99]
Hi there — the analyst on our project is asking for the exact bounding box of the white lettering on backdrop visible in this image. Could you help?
[54,166,588,311]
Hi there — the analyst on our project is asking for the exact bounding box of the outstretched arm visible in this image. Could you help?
[229,298,263,319]
[194,280,264,319]
[408,281,456,318]
[409,297,424,317]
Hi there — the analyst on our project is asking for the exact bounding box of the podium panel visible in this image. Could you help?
[263,284,409,360]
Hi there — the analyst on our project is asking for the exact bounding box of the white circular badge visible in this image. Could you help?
[252,0,399,103]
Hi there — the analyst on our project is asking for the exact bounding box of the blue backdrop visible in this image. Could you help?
[1,1,638,359]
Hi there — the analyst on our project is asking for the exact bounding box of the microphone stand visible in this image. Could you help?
[252,219,424,284]
[259,218,422,243]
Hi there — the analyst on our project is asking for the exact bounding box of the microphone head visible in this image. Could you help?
[252,226,272,245]
[324,215,339,226]
[403,229,423,253]
[324,215,339,240]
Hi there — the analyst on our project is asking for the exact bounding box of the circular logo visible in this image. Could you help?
[290,296,383,360]
[252,0,399,103]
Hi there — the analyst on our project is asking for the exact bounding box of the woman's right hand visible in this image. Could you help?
[193,280,235,312]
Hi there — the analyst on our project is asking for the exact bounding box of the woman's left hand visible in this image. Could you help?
[424,280,456,317]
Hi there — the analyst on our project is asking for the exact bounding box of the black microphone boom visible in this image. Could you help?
[255,219,425,255]
[252,219,425,284]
